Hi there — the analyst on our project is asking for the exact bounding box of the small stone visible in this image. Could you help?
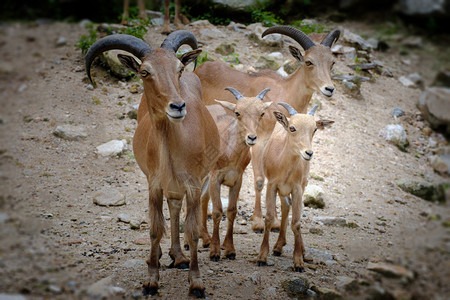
[367,262,414,280]
[96,140,127,156]
[342,29,373,51]
[101,50,135,79]
[418,87,450,131]
[397,178,445,203]
[392,107,405,117]
[237,219,247,225]
[48,284,62,293]
[215,42,235,56]
[86,276,125,299]
[282,276,310,298]
[268,52,283,60]
[200,28,226,39]
[133,237,150,245]
[93,187,126,206]
[430,155,449,174]
[402,36,423,48]
[0,212,10,224]
[53,125,88,141]
[313,287,343,299]
[86,84,94,90]
[309,227,323,235]
[303,185,325,209]
[432,69,450,87]
[312,216,347,226]
[335,276,359,292]
[130,219,142,230]
[305,247,335,264]
[283,59,301,75]
[250,271,261,285]
[117,213,131,223]
[127,110,137,120]
[0,294,27,300]
[56,37,67,47]
[122,259,146,268]
[399,76,415,88]
[383,124,409,151]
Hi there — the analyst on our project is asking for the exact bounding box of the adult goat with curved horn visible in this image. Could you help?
[84,31,219,298]
[194,25,340,233]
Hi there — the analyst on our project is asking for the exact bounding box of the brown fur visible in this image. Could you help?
[194,43,337,232]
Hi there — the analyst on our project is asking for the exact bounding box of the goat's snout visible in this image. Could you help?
[166,101,187,122]
[321,85,335,97]
[246,135,257,146]
[169,102,186,112]
[301,150,314,161]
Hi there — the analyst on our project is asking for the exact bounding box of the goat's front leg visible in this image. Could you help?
[143,188,164,296]
[161,0,172,34]
[167,198,190,269]
[251,144,265,233]
[185,187,205,298]
[273,194,290,256]
[174,0,182,29]
[200,179,211,248]
[138,0,147,19]
[257,182,276,266]
[222,176,242,259]
[209,173,223,261]
[291,187,305,272]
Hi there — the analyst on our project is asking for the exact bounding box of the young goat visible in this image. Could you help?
[84,31,219,298]
[195,26,340,232]
[256,103,333,272]
[200,87,272,261]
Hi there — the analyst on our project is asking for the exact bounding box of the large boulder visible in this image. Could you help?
[212,0,258,11]
[100,50,138,79]
[397,0,448,16]
[417,87,450,133]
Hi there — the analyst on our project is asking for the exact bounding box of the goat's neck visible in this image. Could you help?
[285,66,315,114]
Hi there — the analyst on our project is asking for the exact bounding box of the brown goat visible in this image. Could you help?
[200,87,272,261]
[84,31,219,298]
[257,103,333,271]
[194,26,340,232]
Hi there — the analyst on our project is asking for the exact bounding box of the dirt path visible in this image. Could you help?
[0,20,449,299]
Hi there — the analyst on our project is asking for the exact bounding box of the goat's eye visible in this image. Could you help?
[235,111,241,117]
[261,112,265,117]
[289,126,296,132]
[140,70,149,78]
[305,61,313,67]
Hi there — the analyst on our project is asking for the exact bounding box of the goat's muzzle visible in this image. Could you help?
[246,135,257,146]
[166,102,187,122]
[320,85,335,97]
[301,150,314,161]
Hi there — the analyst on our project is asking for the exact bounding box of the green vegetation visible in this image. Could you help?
[251,10,283,27]
[291,20,324,34]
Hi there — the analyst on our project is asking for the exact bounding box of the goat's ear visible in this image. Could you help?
[289,46,303,63]
[117,54,141,74]
[263,101,273,110]
[273,111,289,131]
[215,100,236,112]
[316,119,334,129]
[179,49,202,66]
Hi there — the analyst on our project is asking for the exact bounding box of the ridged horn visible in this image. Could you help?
[160,30,198,52]
[256,88,270,100]
[84,34,152,83]
[225,87,244,100]
[262,26,315,51]
[278,102,298,116]
[308,105,319,116]
[321,29,340,47]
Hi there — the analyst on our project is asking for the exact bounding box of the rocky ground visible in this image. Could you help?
[0,18,449,300]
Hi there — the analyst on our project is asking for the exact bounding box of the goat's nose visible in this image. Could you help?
[325,86,334,94]
[305,150,314,157]
[248,135,257,142]
[169,102,186,112]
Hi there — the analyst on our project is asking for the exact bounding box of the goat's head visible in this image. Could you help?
[262,26,340,98]
[215,87,272,146]
[274,102,333,161]
[84,31,202,123]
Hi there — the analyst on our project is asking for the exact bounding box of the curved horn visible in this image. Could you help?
[256,88,270,100]
[225,87,244,100]
[84,34,152,83]
[278,102,298,116]
[160,30,198,52]
[262,26,315,51]
[321,29,340,47]
[307,105,319,116]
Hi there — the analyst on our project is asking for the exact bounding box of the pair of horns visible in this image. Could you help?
[225,87,270,101]
[262,26,340,51]
[278,102,318,116]
[84,30,198,83]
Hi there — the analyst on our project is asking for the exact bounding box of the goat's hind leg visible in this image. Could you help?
[257,183,276,266]
[185,188,205,297]
[291,188,305,272]
[143,189,164,296]
[168,198,190,269]
[222,176,242,259]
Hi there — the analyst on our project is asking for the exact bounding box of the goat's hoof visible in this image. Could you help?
[190,288,206,298]
[257,261,267,267]
[226,253,236,260]
[273,251,282,256]
[184,244,190,251]
[176,262,190,269]
[295,267,305,273]
[271,228,280,233]
[202,243,210,248]
[210,255,220,262]
[142,285,158,296]
[253,229,264,234]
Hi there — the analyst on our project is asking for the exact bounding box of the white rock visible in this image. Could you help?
[0,212,10,224]
[303,185,325,202]
[342,29,373,51]
[399,76,415,88]
[384,124,408,149]
[0,294,28,300]
[93,187,126,206]
[117,213,131,223]
[268,52,283,60]
[54,125,88,141]
[190,20,213,27]
[96,140,127,156]
[200,28,226,39]
[312,216,347,226]
[86,276,125,299]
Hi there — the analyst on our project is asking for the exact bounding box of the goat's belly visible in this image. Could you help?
[278,183,292,197]
[222,170,239,187]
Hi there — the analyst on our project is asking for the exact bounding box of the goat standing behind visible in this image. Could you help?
[257,103,333,271]
[194,26,340,232]
[84,31,219,298]
[200,87,272,261]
